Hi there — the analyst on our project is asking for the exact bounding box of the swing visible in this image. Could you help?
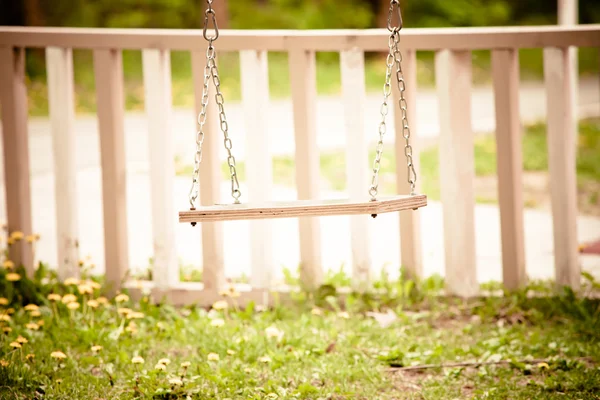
[179,0,427,225]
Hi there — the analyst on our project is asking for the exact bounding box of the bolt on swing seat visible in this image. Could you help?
[179,0,426,225]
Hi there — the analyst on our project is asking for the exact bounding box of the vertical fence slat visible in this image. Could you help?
[491,49,526,290]
[93,49,129,294]
[46,47,79,280]
[393,49,422,280]
[240,50,274,289]
[0,47,34,275]
[543,47,580,289]
[142,49,178,289]
[435,49,477,297]
[288,49,322,289]
[191,49,225,292]
[340,48,371,289]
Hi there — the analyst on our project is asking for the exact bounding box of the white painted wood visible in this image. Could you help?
[0,47,34,275]
[191,49,225,292]
[142,49,178,289]
[240,50,274,289]
[544,47,580,289]
[491,49,527,290]
[46,47,79,280]
[435,50,477,297]
[93,49,129,294]
[392,49,423,280]
[340,48,370,289]
[558,0,579,149]
[288,49,322,290]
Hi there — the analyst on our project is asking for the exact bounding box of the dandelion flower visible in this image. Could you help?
[25,234,40,243]
[115,294,129,303]
[26,353,35,361]
[127,312,144,320]
[24,304,39,311]
[537,362,550,370]
[207,353,220,361]
[0,298,8,306]
[265,326,284,340]
[56,379,63,384]
[9,342,21,349]
[155,363,166,371]
[61,294,77,304]
[77,284,93,295]
[87,299,99,308]
[311,308,322,316]
[36,320,44,326]
[212,300,228,310]
[158,358,170,365]
[47,293,61,302]
[2,260,14,269]
[125,323,137,333]
[2,327,12,333]
[6,238,14,245]
[169,378,183,386]
[30,310,41,317]
[338,311,350,319]
[91,345,102,353]
[258,355,272,363]
[64,277,79,286]
[0,360,8,367]
[9,231,24,241]
[86,280,101,290]
[210,318,225,327]
[117,308,132,315]
[6,308,14,315]
[227,349,236,355]
[180,361,191,368]
[131,356,144,364]
[67,302,80,310]
[0,315,10,322]
[26,323,40,331]
[16,336,28,344]
[51,351,67,359]
[6,273,20,282]
[96,297,108,305]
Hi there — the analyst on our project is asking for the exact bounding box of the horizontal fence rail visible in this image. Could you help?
[1,25,598,304]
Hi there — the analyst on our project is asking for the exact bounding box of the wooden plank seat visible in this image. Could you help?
[179,194,427,223]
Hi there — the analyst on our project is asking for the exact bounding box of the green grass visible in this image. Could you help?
[1,259,600,399]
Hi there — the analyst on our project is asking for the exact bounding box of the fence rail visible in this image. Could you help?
[1,25,598,304]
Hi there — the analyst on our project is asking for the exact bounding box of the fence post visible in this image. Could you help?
[240,50,274,289]
[435,49,478,297]
[142,49,178,290]
[491,49,527,290]
[46,47,80,281]
[93,49,129,294]
[288,49,323,290]
[544,47,580,289]
[0,47,34,276]
[393,49,422,281]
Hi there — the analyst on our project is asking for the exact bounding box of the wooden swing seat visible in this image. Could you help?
[179,194,427,223]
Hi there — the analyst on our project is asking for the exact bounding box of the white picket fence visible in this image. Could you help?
[1,25,598,304]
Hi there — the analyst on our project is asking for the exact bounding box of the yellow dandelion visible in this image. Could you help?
[6,238,14,245]
[127,312,144,320]
[16,336,28,344]
[9,342,21,349]
[24,304,39,311]
[50,351,67,359]
[155,363,166,371]
[125,323,137,334]
[115,294,129,303]
[227,349,236,355]
[2,260,14,269]
[26,353,35,361]
[6,273,20,282]
[2,327,12,333]
[26,323,40,331]
[180,361,191,368]
[96,297,108,305]
[36,319,44,326]
[9,231,24,241]
[85,280,101,290]
[131,356,144,364]
[25,234,40,243]
[265,326,284,340]
[212,300,228,310]
[168,378,183,386]
[77,284,93,295]
[207,352,220,361]
[0,297,8,306]
[537,362,550,370]
[117,307,132,315]
[6,308,14,315]
[30,310,41,317]
[210,318,225,327]
[47,293,61,302]
[87,299,99,308]
[258,355,272,363]
[67,302,80,310]
[63,277,79,286]
[0,360,8,367]
[78,259,85,267]
[0,315,10,322]
[91,345,103,353]
[56,379,63,384]
[158,358,170,365]
[311,308,323,316]
[61,294,77,304]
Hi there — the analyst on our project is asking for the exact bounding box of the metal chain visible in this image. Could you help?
[369,0,417,200]
[188,0,241,207]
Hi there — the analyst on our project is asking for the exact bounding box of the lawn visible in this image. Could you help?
[1,241,600,399]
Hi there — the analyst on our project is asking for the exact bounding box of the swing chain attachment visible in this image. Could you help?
[369,0,416,201]
[188,0,241,210]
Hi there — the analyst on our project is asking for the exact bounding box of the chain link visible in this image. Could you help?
[369,0,417,200]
